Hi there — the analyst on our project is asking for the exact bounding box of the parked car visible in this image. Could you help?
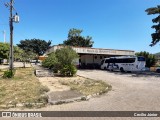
[156,67,160,73]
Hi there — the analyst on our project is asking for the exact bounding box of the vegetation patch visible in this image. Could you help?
[42,47,79,77]
[0,68,49,109]
[3,69,15,78]
[59,77,111,96]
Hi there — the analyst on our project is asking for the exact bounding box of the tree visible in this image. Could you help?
[42,53,58,69]
[14,46,23,61]
[0,42,35,67]
[13,46,36,67]
[63,28,94,47]
[42,47,78,76]
[55,47,78,76]
[145,5,160,46]
[55,46,79,66]
[17,39,52,56]
[136,51,156,67]
[0,42,10,59]
[20,50,36,68]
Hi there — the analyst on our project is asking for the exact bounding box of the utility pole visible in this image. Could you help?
[9,0,14,71]
[2,30,6,43]
[4,0,19,71]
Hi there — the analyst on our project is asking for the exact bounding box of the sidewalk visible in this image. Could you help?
[0,62,31,69]
[32,64,86,105]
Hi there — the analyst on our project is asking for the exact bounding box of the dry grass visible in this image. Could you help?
[59,77,112,96]
[0,68,49,108]
[0,69,5,78]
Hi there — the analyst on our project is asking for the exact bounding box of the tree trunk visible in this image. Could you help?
[23,61,25,68]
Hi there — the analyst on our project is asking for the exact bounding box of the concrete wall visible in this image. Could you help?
[80,55,110,65]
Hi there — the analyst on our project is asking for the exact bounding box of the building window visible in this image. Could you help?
[100,56,102,59]
[95,56,97,59]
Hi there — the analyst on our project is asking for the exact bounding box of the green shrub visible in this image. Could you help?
[42,53,58,69]
[55,46,78,66]
[3,70,15,78]
[55,47,78,76]
[52,63,61,73]
[60,64,77,76]
[42,47,78,76]
[69,64,77,76]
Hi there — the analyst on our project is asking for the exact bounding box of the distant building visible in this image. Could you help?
[44,45,135,69]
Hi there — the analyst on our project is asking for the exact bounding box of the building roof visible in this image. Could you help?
[44,45,135,56]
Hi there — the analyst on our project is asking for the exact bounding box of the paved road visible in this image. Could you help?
[29,70,160,112]
[77,70,160,111]
[2,70,160,120]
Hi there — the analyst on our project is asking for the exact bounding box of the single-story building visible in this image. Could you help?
[44,45,135,69]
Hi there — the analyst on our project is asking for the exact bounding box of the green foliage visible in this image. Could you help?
[0,42,10,59]
[136,51,156,67]
[56,47,78,76]
[14,45,36,66]
[17,39,51,56]
[3,70,15,78]
[14,46,23,61]
[0,43,31,65]
[0,42,36,67]
[42,53,58,69]
[55,46,79,66]
[42,47,78,76]
[63,28,94,47]
[23,51,36,61]
[59,64,77,76]
[145,5,160,46]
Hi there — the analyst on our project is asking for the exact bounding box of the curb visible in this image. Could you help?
[48,95,87,105]
[47,86,110,105]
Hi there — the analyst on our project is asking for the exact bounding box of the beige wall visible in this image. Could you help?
[80,55,110,65]
[44,45,135,56]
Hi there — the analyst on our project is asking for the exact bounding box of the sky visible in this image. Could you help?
[0,0,160,53]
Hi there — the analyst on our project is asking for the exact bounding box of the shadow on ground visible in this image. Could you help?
[111,71,160,77]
